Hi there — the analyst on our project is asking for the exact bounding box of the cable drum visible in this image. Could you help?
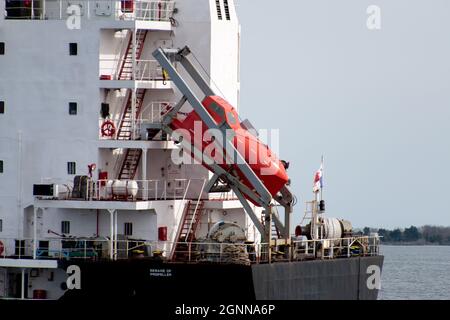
[322,218,343,245]
[197,222,251,265]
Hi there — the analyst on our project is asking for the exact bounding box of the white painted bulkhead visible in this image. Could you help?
[0,2,262,298]
[0,20,101,244]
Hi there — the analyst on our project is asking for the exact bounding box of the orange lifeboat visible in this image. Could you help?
[170,96,289,206]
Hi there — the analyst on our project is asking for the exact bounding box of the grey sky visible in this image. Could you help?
[236,0,450,228]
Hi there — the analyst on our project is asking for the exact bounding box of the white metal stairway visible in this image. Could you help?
[116,88,147,140]
[262,212,281,239]
[118,148,142,180]
[118,30,148,80]
[171,200,205,261]
[116,30,148,180]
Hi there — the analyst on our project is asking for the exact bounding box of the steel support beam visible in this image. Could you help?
[272,211,286,238]
[162,125,263,206]
[231,186,266,240]
[177,49,216,97]
[114,210,118,260]
[162,95,187,127]
[107,209,115,260]
[142,148,148,200]
[205,174,220,192]
[33,207,38,259]
[152,46,296,247]
[263,206,273,263]
[153,47,272,205]
[21,268,25,300]
[284,206,291,239]
[131,89,137,140]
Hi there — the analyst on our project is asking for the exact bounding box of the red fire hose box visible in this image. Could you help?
[158,227,167,241]
[121,0,134,13]
[99,171,108,186]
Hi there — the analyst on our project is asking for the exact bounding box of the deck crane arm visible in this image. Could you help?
[152,46,294,244]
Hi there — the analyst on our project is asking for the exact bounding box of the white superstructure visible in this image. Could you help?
[0,0,263,299]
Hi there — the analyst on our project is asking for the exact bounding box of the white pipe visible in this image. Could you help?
[185,180,206,241]
[131,89,137,139]
[114,210,118,260]
[142,148,148,200]
[109,210,114,259]
[21,269,25,300]
[33,208,37,259]
[17,131,23,238]
[132,29,137,77]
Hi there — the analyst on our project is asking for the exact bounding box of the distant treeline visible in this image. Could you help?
[360,226,450,245]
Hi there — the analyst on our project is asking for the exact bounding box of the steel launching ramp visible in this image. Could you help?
[151,46,294,248]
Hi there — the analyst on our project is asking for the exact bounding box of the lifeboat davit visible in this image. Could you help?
[169,96,289,206]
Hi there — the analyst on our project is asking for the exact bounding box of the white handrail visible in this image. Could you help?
[113,31,131,81]
[139,101,174,123]
[4,1,175,22]
[172,180,192,237]
[99,59,162,81]
[0,235,381,263]
[185,179,207,242]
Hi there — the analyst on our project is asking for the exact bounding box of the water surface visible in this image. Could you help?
[379,245,450,299]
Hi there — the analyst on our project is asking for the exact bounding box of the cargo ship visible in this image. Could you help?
[0,0,383,300]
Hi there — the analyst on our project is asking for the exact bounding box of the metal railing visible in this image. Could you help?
[51,178,208,202]
[98,101,174,140]
[291,235,381,261]
[1,236,381,264]
[115,0,175,22]
[184,180,207,241]
[0,238,269,264]
[139,101,174,123]
[4,1,175,22]
[208,191,238,201]
[35,178,258,205]
[4,0,93,20]
[134,60,165,81]
[99,59,165,81]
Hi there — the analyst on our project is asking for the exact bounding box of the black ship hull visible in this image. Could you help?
[59,256,383,300]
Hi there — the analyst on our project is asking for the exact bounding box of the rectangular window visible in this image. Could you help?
[69,102,77,115]
[0,160,3,173]
[38,241,49,257]
[67,162,76,175]
[69,43,78,56]
[0,219,3,232]
[224,0,231,20]
[124,222,133,236]
[0,101,4,114]
[15,240,25,256]
[61,221,71,234]
[215,0,222,20]
[0,42,4,55]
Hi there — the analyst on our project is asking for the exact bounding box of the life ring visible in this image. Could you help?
[101,120,116,137]
[0,241,4,256]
